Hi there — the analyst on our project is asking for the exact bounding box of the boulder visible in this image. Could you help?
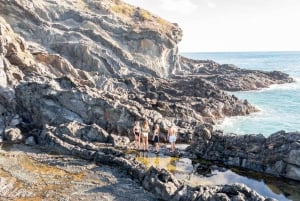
[142,167,181,200]
[108,134,130,148]
[4,127,23,142]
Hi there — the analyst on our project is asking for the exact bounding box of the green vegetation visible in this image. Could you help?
[110,4,134,17]
[156,17,169,26]
[138,9,151,21]
[109,2,174,33]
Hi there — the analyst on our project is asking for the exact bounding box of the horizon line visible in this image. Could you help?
[180,50,300,54]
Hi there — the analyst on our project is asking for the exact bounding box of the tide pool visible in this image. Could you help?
[131,148,299,201]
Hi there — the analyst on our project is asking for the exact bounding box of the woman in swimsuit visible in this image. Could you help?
[141,120,150,151]
[152,124,160,154]
[132,121,141,149]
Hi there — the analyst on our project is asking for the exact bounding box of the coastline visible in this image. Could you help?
[182,51,300,136]
[214,77,300,135]
[0,1,300,201]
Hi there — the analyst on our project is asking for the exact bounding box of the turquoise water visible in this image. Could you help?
[181,51,300,136]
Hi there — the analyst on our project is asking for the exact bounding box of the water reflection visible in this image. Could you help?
[132,151,300,201]
[190,169,292,201]
[134,150,178,172]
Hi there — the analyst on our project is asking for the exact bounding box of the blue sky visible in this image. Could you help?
[124,0,300,52]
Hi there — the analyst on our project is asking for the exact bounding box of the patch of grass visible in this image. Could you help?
[109,2,174,33]
[138,9,151,21]
[157,17,169,26]
[110,4,134,17]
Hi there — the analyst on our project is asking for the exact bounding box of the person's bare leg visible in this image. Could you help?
[171,142,175,152]
[146,136,148,151]
[135,136,138,149]
[140,135,142,150]
[138,135,140,149]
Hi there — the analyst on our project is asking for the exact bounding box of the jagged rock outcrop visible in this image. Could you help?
[187,128,300,181]
[14,75,258,142]
[179,57,294,91]
[27,122,272,201]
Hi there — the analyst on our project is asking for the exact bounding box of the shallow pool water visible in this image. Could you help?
[132,150,300,201]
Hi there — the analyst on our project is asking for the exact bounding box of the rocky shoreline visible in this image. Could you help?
[3,120,299,200]
[0,0,299,200]
[187,125,300,182]
[0,135,275,201]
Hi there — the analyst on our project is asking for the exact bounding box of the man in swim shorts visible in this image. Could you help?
[167,123,177,153]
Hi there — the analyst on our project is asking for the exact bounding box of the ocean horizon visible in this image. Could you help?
[181,51,300,136]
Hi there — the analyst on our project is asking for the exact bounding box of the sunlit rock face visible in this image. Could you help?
[0,0,182,78]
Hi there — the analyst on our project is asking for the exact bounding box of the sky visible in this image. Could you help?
[123,0,300,52]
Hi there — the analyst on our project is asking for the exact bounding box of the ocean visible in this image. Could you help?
[181,51,300,136]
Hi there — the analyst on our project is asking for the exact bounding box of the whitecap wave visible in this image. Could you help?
[214,109,299,136]
[260,77,300,91]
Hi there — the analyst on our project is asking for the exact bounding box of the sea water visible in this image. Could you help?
[181,51,300,136]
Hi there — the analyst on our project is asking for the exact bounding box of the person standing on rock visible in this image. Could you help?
[152,124,160,154]
[167,123,177,153]
[132,121,141,150]
[141,119,150,151]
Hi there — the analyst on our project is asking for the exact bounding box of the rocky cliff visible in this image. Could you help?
[0,0,293,143]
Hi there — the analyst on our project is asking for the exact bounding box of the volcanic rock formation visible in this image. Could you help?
[0,0,296,200]
[0,0,292,143]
